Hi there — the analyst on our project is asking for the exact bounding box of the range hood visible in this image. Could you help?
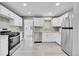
[43,18,52,31]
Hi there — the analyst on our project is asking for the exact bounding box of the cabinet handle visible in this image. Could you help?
[62,27,73,29]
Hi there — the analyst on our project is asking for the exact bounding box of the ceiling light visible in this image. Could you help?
[23,3,27,6]
[56,2,60,6]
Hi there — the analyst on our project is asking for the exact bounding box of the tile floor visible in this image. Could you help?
[12,42,67,56]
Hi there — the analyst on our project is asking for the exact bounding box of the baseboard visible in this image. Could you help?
[42,42,56,43]
[6,54,10,56]
[62,49,70,56]
[55,42,61,47]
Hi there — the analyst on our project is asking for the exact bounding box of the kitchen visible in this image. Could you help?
[0,2,79,56]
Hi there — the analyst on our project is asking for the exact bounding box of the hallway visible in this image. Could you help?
[12,42,67,56]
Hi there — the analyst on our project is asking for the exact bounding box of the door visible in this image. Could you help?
[24,20,33,48]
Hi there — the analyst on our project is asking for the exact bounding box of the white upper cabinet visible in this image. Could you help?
[9,12,23,26]
[0,5,12,18]
[18,17,22,26]
[51,18,62,27]
[34,18,44,27]
[0,4,22,26]
[11,15,22,26]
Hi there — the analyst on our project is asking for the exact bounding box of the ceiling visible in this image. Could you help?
[1,2,73,16]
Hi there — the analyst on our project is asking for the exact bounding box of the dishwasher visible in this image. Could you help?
[34,32,42,43]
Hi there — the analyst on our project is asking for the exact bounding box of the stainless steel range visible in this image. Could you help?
[8,32,20,56]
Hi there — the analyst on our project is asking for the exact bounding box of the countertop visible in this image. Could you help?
[0,31,11,35]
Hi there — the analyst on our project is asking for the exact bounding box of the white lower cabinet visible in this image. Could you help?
[0,35,8,56]
[42,32,61,44]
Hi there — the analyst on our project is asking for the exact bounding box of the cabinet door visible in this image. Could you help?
[0,4,22,26]
[42,32,61,43]
[18,18,22,26]
[13,15,20,26]
[46,33,56,42]
[42,33,55,42]
[52,18,57,26]
[40,18,43,26]
[52,18,62,27]
[14,15,19,26]
[0,5,13,19]
[34,18,43,26]
[34,18,40,26]
[0,5,9,17]
[9,14,22,26]
[0,35,8,56]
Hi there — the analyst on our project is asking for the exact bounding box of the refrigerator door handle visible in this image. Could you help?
[62,27,73,29]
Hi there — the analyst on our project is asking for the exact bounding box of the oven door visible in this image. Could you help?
[9,35,20,50]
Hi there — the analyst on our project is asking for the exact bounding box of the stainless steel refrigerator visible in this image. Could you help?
[61,14,73,56]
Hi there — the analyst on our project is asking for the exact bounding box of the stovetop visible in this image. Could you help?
[9,32,20,37]
[0,30,20,36]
